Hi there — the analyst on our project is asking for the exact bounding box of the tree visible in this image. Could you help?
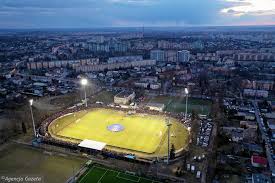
[191,109,198,121]
[170,144,176,160]
[22,122,27,134]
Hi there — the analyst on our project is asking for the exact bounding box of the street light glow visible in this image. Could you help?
[80,78,88,107]
[81,78,88,86]
[29,99,33,106]
[185,88,189,94]
[29,98,36,137]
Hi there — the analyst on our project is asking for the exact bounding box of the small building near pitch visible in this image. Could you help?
[114,91,136,105]
[146,102,165,112]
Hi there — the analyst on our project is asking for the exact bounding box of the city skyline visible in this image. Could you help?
[0,0,275,28]
[0,4,275,182]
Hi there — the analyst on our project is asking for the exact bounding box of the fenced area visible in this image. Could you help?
[78,164,162,183]
[48,108,189,158]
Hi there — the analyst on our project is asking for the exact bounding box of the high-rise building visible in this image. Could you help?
[150,50,165,62]
[165,50,178,62]
[89,43,110,52]
[111,42,129,52]
[177,50,190,62]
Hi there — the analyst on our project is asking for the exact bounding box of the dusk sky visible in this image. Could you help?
[0,0,275,28]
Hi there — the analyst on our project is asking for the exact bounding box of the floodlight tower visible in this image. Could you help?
[166,118,172,165]
[29,99,37,137]
[185,88,189,121]
[81,78,88,107]
[187,126,191,135]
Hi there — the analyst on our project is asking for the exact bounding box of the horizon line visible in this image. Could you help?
[1,24,275,31]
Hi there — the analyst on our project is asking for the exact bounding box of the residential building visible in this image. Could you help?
[134,82,149,88]
[150,50,165,62]
[252,174,272,183]
[243,89,269,98]
[233,52,275,61]
[75,60,156,72]
[178,50,190,62]
[150,83,161,90]
[108,56,143,64]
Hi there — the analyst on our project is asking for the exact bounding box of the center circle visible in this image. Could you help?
[107,124,125,132]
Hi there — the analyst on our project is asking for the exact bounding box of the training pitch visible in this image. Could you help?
[0,143,85,183]
[48,108,189,157]
[78,165,161,183]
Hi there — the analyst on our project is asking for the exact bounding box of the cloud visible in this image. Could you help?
[0,0,224,28]
[0,0,104,9]
[108,0,156,5]
[221,0,275,16]
[0,0,274,28]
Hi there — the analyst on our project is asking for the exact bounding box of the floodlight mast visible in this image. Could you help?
[185,88,189,121]
[29,99,37,137]
[166,119,172,165]
[187,126,191,135]
[81,78,88,107]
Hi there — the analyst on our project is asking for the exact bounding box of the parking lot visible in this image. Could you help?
[197,119,213,147]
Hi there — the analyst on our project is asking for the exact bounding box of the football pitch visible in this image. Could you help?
[145,96,212,115]
[78,165,161,183]
[48,108,189,157]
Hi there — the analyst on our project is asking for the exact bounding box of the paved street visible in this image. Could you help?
[253,101,275,176]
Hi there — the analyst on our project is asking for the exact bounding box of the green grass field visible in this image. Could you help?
[90,90,115,104]
[78,165,161,183]
[49,108,189,157]
[0,143,85,183]
[145,96,212,115]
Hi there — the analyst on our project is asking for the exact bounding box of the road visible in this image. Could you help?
[253,101,275,176]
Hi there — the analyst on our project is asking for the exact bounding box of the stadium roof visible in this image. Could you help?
[78,139,106,151]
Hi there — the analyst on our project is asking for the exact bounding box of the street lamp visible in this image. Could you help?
[185,88,189,121]
[166,118,172,165]
[29,99,37,137]
[81,78,88,107]
[187,127,192,143]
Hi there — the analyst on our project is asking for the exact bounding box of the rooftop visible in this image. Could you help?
[146,102,165,108]
[267,119,275,130]
[115,91,135,98]
[251,155,267,166]
[252,173,272,183]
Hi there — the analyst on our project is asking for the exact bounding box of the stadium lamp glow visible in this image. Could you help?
[29,99,33,106]
[81,78,88,86]
[185,88,189,94]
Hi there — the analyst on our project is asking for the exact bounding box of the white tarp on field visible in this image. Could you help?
[78,139,106,151]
